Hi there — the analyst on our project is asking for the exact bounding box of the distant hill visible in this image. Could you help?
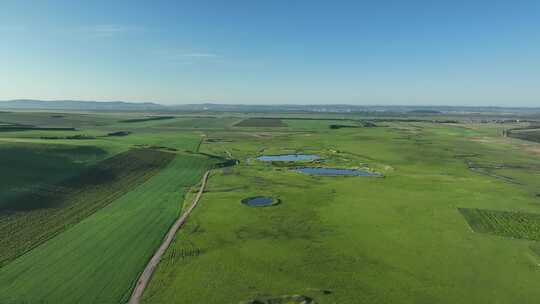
[1,100,539,115]
[170,103,540,114]
[0,100,166,111]
[407,109,442,114]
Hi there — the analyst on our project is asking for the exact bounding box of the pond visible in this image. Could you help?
[296,167,381,177]
[256,154,320,162]
[244,295,315,304]
[241,196,278,207]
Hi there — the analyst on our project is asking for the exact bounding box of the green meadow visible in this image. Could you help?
[143,119,540,304]
[0,111,540,303]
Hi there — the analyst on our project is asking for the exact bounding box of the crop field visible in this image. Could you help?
[234,117,287,127]
[0,111,119,128]
[0,153,215,304]
[160,117,239,129]
[0,148,174,266]
[459,208,540,240]
[1,111,540,304]
[0,112,218,303]
[508,128,540,143]
[0,143,108,206]
[0,125,76,131]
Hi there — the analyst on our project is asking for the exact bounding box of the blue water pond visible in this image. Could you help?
[242,196,278,207]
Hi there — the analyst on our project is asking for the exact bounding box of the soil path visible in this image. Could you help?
[128,170,210,304]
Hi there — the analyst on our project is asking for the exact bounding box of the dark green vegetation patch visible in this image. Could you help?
[459,208,540,241]
[107,130,131,136]
[0,125,76,132]
[507,128,540,143]
[0,149,174,266]
[329,124,359,129]
[119,116,175,123]
[40,134,96,140]
[0,144,107,206]
[235,117,287,127]
[242,295,316,304]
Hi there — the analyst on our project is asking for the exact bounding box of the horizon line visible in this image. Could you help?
[1,99,540,109]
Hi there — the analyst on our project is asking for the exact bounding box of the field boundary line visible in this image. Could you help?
[128,170,210,304]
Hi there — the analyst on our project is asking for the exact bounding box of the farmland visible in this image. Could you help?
[0,110,540,303]
[0,111,217,303]
[0,152,215,304]
[0,143,107,207]
[508,127,540,143]
[459,208,540,240]
[0,148,174,266]
[234,117,287,127]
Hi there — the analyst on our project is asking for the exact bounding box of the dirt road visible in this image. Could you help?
[128,170,210,304]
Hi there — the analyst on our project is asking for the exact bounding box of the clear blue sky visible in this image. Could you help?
[1,0,539,106]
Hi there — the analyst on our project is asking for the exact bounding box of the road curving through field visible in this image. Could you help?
[128,170,211,304]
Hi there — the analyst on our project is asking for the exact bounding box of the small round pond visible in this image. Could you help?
[244,295,315,304]
[296,167,381,177]
[241,196,279,207]
[257,154,320,162]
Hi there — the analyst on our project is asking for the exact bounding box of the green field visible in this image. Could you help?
[0,148,174,266]
[0,112,217,303]
[1,111,540,303]
[235,117,287,127]
[142,120,540,304]
[0,143,107,206]
[508,127,540,143]
[0,153,215,304]
[459,208,540,240]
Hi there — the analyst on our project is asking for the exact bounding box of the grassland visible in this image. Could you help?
[142,119,540,304]
[1,110,540,303]
[235,117,287,127]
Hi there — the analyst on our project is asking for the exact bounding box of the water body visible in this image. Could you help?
[257,154,320,162]
[242,196,277,207]
[296,167,381,177]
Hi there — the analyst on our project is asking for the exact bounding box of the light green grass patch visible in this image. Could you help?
[143,122,540,304]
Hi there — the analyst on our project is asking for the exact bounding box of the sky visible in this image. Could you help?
[1,0,539,106]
